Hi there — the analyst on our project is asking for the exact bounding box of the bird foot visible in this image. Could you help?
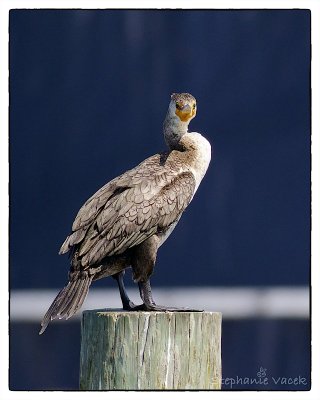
[122,301,146,311]
[142,304,204,312]
[123,301,203,312]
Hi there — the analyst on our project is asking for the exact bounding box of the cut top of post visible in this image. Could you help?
[80,309,222,390]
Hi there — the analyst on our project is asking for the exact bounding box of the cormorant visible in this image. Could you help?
[39,93,211,334]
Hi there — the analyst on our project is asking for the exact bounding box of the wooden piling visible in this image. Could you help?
[79,309,222,390]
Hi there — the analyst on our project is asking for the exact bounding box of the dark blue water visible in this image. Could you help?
[9,319,310,390]
[10,10,310,289]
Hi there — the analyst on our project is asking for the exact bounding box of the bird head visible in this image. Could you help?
[168,93,197,123]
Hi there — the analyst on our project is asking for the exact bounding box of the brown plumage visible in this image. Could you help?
[39,93,211,334]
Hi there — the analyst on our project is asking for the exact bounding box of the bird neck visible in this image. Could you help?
[163,113,189,151]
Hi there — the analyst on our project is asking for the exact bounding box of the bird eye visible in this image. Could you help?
[193,104,196,109]
[176,103,180,109]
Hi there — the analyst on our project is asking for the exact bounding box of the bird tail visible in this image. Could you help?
[39,271,93,335]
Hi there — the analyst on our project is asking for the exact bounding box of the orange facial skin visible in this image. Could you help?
[175,103,197,122]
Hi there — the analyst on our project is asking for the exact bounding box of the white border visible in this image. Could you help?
[1,1,318,399]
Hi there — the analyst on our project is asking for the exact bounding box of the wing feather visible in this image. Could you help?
[60,153,196,268]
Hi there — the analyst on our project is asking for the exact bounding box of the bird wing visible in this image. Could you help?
[59,154,163,254]
[59,153,196,268]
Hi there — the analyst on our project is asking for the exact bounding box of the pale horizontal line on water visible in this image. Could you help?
[9,287,309,321]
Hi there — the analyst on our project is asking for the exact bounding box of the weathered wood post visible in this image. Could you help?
[79,309,222,390]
